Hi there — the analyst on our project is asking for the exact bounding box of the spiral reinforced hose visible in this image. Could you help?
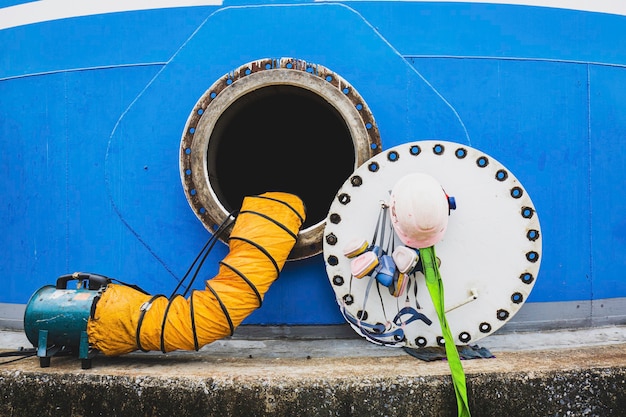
[87,192,305,356]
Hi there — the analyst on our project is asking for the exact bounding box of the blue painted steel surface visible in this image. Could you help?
[0,1,24,8]
[2,1,626,325]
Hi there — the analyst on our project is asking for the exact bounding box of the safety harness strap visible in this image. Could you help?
[421,245,471,417]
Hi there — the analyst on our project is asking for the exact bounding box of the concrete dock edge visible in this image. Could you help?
[0,366,625,416]
[1,328,626,416]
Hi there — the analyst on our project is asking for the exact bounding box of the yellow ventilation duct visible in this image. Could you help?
[87,192,305,356]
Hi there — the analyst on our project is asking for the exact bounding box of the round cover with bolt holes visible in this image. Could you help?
[323,140,542,348]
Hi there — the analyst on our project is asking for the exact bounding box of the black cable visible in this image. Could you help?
[0,348,37,365]
[169,211,238,299]
[180,217,235,298]
[155,196,301,352]
[150,210,237,352]
[110,279,149,295]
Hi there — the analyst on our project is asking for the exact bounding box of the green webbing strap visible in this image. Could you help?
[421,245,471,417]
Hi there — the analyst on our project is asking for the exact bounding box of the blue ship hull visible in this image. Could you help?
[2,1,625,329]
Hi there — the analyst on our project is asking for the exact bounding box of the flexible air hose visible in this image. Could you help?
[87,192,305,356]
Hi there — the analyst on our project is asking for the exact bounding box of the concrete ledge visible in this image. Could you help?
[2,366,624,416]
[1,337,626,417]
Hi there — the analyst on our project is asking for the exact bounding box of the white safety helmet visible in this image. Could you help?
[389,173,450,249]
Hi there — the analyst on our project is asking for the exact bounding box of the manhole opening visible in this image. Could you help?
[207,85,355,229]
[181,58,381,259]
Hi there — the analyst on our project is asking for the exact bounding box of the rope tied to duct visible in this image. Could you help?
[86,192,306,356]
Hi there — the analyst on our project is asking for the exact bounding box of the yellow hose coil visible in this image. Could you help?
[87,192,305,356]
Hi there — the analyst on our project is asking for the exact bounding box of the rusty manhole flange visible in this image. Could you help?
[180,57,381,259]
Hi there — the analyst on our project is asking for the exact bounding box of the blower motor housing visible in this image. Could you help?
[23,273,109,369]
